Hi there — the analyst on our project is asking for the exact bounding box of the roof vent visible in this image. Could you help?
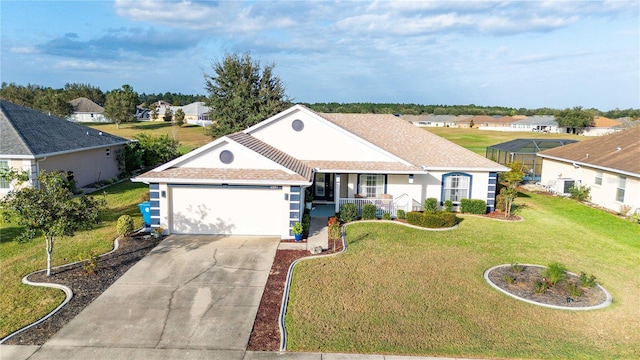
[86,131,89,136]
[99,132,103,136]
[616,147,622,152]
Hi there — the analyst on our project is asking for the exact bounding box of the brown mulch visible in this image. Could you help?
[487,265,608,308]
[3,233,163,345]
[247,237,344,351]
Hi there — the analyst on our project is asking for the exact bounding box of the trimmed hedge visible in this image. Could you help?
[340,203,359,222]
[362,203,377,220]
[424,197,438,213]
[406,211,458,228]
[460,199,487,214]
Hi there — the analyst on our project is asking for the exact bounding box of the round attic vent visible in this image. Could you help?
[292,119,304,131]
[219,150,234,164]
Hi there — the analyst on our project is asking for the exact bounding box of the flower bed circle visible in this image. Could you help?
[484,264,612,310]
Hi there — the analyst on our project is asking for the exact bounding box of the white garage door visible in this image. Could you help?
[170,185,283,235]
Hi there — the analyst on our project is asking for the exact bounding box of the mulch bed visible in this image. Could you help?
[247,238,344,351]
[487,265,608,308]
[3,232,163,345]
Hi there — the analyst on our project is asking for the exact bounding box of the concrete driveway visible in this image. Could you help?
[23,235,280,359]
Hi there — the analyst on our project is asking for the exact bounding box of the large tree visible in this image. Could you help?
[203,52,291,139]
[1,171,105,276]
[555,106,595,133]
[63,82,106,105]
[34,88,73,118]
[104,84,138,128]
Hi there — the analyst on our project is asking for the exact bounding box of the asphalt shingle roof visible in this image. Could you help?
[318,112,506,170]
[1,100,130,157]
[538,126,640,175]
[69,97,104,113]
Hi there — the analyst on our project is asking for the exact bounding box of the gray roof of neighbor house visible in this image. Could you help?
[512,116,557,126]
[1,100,130,158]
[538,126,640,176]
[318,112,507,171]
[69,97,104,113]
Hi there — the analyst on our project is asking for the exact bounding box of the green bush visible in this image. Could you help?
[406,211,458,228]
[396,209,406,220]
[542,262,567,286]
[362,203,377,220]
[302,209,311,234]
[566,282,583,297]
[339,203,359,222]
[116,215,134,237]
[579,272,598,288]
[443,200,454,212]
[382,212,391,220]
[495,193,507,212]
[424,198,438,213]
[569,184,591,202]
[460,199,487,214]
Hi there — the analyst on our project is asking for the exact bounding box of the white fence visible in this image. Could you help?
[337,194,422,218]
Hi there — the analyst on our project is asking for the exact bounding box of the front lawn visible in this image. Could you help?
[0,181,148,339]
[285,193,640,359]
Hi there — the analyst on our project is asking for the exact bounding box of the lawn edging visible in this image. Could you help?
[0,232,128,344]
[484,264,613,311]
[278,224,348,352]
[353,219,459,231]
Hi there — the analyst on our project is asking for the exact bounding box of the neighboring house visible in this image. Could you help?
[136,106,150,120]
[510,116,564,133]
[68,97,108,123]
[172,102,212,126]
[581,116,622,137]
[457,115,517,129]
[133,105,508,239]
[403,114,461,127]
[538,127,640,214]
[150,100,172,121]
[0,100,131,197]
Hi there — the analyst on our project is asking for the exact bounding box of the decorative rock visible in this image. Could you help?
[309,246,323,255]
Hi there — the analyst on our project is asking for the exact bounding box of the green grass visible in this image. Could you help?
[285,193,640,359]
[0,181,148,338]
[87,121,211,154]
[424,127,584,155]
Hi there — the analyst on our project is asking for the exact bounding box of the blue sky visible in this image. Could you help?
[1,0,638,110]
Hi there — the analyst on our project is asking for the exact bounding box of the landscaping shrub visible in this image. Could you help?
[566,282,583,297]
[116,215,134,237]
[362,203,377,220]
[495,193,507,212]
[579,272,598,288]
[396,209,406,220]
[460,199,487,214]
[511,263,525,273]
[424,197,438,213]
[569,184,591,202]
[328,217,341,240]
[444,200,454,212]
[542,262,567,286]
[302,209,311,234]
[339,203,358,222]
[78,251,99,275]
[406,211,458,228]
[382,212,391,220]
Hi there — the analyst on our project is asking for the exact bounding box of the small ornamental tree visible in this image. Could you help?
[499,161,526,217]
[174,108,185,127]
[0,170,106,276]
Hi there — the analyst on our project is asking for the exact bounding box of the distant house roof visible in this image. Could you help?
[179,102,210,116]
[69,97,104,113]
[512,116,557,126]
[592,116,622,128]
[538,126,640,176]
[458,115,516,125]
[1,100,130,158]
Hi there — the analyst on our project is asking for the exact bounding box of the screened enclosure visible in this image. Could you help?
[486,139,578,181]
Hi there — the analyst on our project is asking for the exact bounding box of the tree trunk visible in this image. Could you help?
[46,235,54,276]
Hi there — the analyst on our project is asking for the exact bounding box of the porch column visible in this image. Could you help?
[334,173,341,214]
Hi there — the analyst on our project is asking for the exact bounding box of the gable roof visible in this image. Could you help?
[592,116,622,128]
[179,102,210,116]
[69,97,104,113]
[1,100,130,158]
[317,112,506,171]
[538,126,640,176]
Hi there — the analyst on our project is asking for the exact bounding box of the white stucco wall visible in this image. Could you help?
[179,141,288,171]
[540,158,640,214]
[249,109,400,162]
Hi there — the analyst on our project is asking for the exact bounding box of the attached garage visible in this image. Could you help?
[169,185,284,235]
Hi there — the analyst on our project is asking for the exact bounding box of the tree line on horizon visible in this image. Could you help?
[2,81,638,121]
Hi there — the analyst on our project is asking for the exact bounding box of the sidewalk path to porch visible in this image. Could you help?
[277,204,335,251]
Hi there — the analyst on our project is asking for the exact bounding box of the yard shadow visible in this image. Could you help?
[128,122,173,130]
[0,225,23,244]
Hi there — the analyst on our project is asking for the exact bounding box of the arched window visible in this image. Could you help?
[442,172,472,204]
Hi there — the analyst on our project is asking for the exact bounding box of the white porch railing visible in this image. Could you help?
[337,194,421,218]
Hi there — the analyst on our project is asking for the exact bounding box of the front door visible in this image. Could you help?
[313,173,334,201]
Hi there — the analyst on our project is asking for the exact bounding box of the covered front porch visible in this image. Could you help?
[308,172,423,219]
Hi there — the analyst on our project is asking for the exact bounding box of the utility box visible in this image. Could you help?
[138,201,151,227]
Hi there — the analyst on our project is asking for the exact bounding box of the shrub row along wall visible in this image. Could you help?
[406,211,458,228]
[460,199,487,214]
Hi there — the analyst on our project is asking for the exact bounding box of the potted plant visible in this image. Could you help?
[305,190,314,210]
[292,222,303,241]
